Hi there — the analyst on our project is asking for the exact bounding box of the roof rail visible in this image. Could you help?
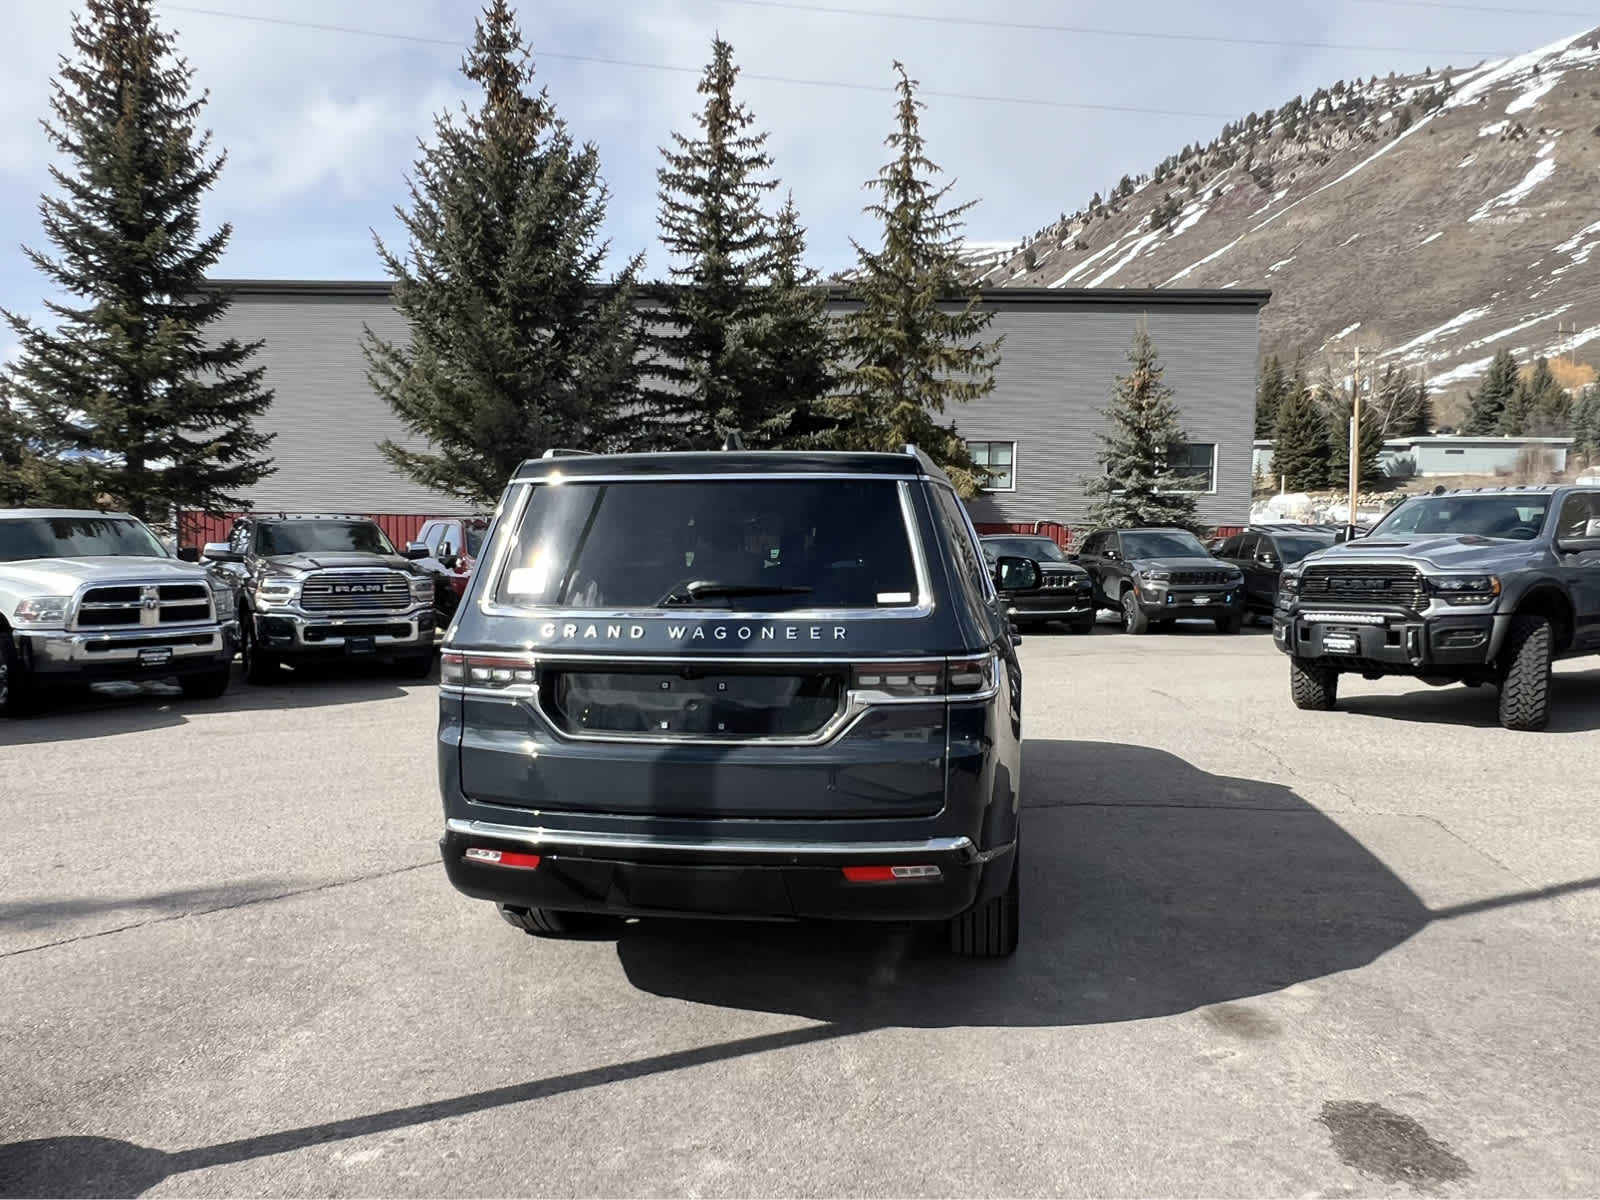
[541,447,595,459]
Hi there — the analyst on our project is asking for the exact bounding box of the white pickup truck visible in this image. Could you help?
[0,508,239,716]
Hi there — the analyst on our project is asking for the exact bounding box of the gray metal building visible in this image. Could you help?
[203,280,1268,530]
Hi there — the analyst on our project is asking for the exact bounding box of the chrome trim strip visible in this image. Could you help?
[522,472,925,483]
[446,818,977,860]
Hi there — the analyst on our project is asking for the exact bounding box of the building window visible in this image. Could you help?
[969,440,1015,491]
[1170,442,1217,493]
[1103,442,1218,493]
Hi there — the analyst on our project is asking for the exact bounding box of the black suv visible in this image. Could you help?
[1213,524,1339,621]
[979,534,1095,633]
[202,514,438,682]
[1275,484,1600,731]
[1074,526,1246,634]
[436,446,1045,957]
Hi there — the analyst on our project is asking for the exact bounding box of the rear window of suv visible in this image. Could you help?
[491,478,920,611]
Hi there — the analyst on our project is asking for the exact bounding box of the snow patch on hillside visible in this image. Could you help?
[1389,307,1492,356]
[1506,74,1561,113]
[1419,231,1444,246]
[1479,120,1509,137]
[1469,147,1556,222]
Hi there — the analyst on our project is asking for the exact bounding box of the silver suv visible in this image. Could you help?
[0,509,238,716]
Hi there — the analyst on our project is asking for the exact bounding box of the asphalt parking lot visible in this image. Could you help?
[3,623,1599,1198]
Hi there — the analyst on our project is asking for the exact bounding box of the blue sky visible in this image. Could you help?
[1,0,1592,359]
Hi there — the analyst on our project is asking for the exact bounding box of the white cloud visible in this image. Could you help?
[0,0,1591,309]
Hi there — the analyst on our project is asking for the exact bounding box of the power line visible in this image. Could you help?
[160,4,1246,118]
[691,0,1519,57]
[1345,0,1597,18]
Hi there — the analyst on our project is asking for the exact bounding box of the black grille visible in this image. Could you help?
[301,571,412,612]
[1301,564,1426,608]
[1171,570,1232,586]
[1041,571,1090,592]
[76,582,215,629]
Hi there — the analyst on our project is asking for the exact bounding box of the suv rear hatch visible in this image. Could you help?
[450,474,972,820]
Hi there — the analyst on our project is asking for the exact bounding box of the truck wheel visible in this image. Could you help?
[1497,614,1552,732]
[1215,613,1243,634]
[0,631,38,718]
[179,664,232,700]
[948,848,1020,959]
[1289,657,1339,710]
[241,620,280,685]
[499,905,623,937]
[395,652,435,679]
[1120,589,1150,635]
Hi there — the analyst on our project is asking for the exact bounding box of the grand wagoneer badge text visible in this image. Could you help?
[535,622,849,643]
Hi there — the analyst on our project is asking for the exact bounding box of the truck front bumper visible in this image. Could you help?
[1135,583,1243,619]
[16,621,238,680]
[251,606,435,660]
[1273,607,1507,670]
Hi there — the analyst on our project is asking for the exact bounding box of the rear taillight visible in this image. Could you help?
[842,864,942,882]
[440,652,535,689]
[850,653,996,700]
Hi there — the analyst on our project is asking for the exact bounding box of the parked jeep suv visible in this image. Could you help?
[0,509,237,715]
[437,446,1043,957]
[1075,526,1246,634]
[1275,484,1600,731]
[979,534,1095,633]
[202,514,437,682]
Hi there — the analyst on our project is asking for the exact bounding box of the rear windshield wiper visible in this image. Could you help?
[658,580,815,606]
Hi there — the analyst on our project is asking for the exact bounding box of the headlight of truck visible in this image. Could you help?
[410,576,435,602]
[12,596,70,626]
[1278,571,1301,596]
[209,583,237,619]
[1427,574,1501,605]
[1138,569,1171,583]
[253,580,298,608]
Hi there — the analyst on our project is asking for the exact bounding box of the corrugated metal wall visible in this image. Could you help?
[177,511,436,550]
[206,287,1262,529]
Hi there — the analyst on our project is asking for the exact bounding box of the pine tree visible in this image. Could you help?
[1462,348,1518,434]
[1572,385,1600,467]
[363,0,643,506]
[1370,364,1433,437]
[1082,321,1202,530]
[1254,353,1289,439]
[1270,372,1331,491]
[1327,388,1385,488]
[826,62,1002,496]
[746,193,836,445]
[642,36,790,448]
[0,386,97,507]
[0,0,274,527]
[1503,356,1570,436]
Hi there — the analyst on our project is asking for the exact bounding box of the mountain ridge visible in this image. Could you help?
[974,26,1600,424]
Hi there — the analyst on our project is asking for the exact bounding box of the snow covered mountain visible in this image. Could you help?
[984,27,1600,420]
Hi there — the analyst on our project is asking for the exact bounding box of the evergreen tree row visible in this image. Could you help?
[2,0,1004,517]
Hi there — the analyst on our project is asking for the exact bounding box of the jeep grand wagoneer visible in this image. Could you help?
[436,446,1042,957]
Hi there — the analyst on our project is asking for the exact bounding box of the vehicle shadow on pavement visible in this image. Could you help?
[1334,670,1600,732]
[612,739,1432,1028]
[0,663,430,746]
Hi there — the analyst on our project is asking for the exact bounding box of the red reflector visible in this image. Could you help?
[464,847,541,870]
[841,864,941,882]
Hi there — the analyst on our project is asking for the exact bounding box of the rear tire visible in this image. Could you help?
[948,849,1020,959]
[1120,590,1150,635]
[1497,614,1552,732]
[1289,656,1339,710]
[499,905,624,938]
[179,664,231,700]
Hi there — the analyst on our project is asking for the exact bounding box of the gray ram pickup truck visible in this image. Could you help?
[1274,483,1600,731]
[0,509,239,716]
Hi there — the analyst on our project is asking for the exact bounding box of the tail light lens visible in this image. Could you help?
[441,652,536,689]
[850,653,997,701]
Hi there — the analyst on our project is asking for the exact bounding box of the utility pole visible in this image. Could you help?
[1347,345,1362,542]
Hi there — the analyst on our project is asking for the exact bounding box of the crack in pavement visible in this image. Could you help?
[0,861,436,960]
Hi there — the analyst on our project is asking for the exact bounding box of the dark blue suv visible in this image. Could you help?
[435,446,1043,957]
